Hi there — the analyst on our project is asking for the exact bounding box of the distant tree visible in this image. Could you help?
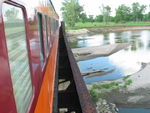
[115,4,131,23]
[79,12,88,23]
[5,8,19,21]
[88,15,95,23]
[147,12,150,20]
[100,5,111,24]
[131,2,146,22]
[61,0,83,27]
[143,12,150,21]
[109,16,115,22]
[95,15,103,22]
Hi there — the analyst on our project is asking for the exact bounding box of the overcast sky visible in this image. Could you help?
[51,0,150,19]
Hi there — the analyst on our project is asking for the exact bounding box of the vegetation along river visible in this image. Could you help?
[68,30,150,113]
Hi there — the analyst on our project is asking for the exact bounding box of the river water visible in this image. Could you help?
[68,30,150,113]
[69,30,150,83]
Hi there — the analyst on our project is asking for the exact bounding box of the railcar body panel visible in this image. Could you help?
[34,35,59,113]
[0,0,59,113]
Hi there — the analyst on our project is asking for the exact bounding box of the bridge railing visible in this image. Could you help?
[57,22,97,113]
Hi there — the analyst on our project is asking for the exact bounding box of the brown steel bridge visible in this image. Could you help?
[53,22,97,113]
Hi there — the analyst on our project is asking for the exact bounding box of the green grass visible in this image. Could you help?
[125,80,133,86]
[89,89,106,103]
[101,82,121,89]
[102,84,112,89]
[92,84,101,89]
[111,82,120,86]
[89,80,133,103]
[123,75,131,81]
[89,89,100,103]
[123,79,133,88]
[66,22,150,30]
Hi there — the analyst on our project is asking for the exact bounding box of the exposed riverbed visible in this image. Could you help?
[68,30,150,113]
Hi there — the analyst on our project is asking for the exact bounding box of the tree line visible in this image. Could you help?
[61,0,150,27]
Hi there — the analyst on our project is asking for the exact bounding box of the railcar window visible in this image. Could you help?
[44,16,49,55]
[51,18,58,37]
[51,18,54,35]
[2,3,32,113]
[50,18,55,41]
[37,13,45,63]
[48,17,52,47]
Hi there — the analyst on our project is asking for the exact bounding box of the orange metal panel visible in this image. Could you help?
[34,37,59,113]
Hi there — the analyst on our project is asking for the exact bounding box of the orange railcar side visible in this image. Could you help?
[34,36,59,113]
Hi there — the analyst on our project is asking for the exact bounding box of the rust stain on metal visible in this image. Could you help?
[60,22,97,113]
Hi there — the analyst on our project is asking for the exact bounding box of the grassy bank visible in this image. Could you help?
[66,22,150,30]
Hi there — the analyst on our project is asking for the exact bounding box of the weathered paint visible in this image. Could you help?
[59,22,97,113]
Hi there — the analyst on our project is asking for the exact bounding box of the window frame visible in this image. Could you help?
[36,13,54,62]
[37,12,46,65]
[2,1,34,113]
[44,15,49,57]
[48,17,52,51]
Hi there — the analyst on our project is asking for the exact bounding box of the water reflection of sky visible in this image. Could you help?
[119,108,150,113]
[70,30,150,49]
[74,30,150,83]
[78,57,124,83]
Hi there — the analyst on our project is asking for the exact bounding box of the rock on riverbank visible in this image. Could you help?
[96,98,118,113]
[72,43,130,61]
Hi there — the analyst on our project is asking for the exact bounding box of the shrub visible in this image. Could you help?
[102,83,112,89]
[125,80,133,86]
[89,89,99,103]
[111,82,120,86]
[92,84,100,89]
[102,82,121,89]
